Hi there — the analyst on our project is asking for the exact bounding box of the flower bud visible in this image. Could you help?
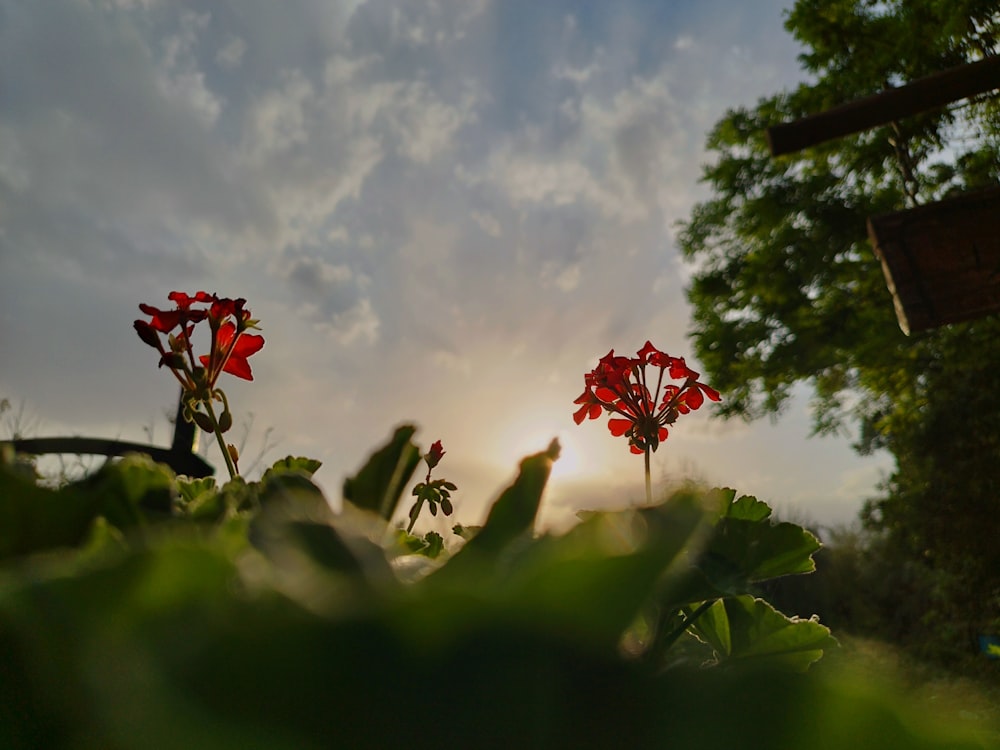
[227,443,240,464]
[134,320,161,349]
[192,411,215,433]
[425,440,445,470]
[218,409,233,433]
[158,352,185,370]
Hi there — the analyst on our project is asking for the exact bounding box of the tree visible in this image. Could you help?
[678,0,1000,657]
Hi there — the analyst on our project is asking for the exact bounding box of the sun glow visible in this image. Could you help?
[510,429,578,480]
[496,417,607,482]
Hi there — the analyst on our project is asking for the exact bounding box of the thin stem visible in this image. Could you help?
[405,501,421,535]
[656,599,715,656]
[203,398,238,479]
[406,466,433,534]
[644,446,652,505]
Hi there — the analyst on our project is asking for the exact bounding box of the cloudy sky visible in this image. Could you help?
[0,0,893,532]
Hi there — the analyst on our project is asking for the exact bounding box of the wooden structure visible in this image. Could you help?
[765,54,1000,333]
[766,55,1000,156]
[868,186,1000,334]
[3,391,214,478]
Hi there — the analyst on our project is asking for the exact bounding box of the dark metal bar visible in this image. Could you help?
[767,55,1000,156]
[4,390,213,478]
[170,389,197,455]
[5,436,214,478]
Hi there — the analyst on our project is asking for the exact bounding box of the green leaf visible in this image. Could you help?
[78,454,177,522]
[692,595,838,671]
[391,528,427,555]
[422,531,445,559]
[342,425,421,522]
[0,464,97,560]
[262,456,323,482]
[286,521,367,576]
[447,440,558,564]
[693,492,820,593]
[428,484,708,649]
[259,472,329,515]
[177,476,217,506]
[724,492,771,522]
[708,517,821,582]
[0,454,179,561]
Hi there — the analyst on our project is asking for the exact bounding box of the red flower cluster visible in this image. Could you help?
[134,291,264,393]
[573,341,720,455]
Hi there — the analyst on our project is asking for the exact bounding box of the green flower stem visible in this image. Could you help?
[644,447,652,505]
[406,466,434,534]
[405,502,421,535]
[661,600,715,650]
[202,398,238,480]
[652,599,715,660]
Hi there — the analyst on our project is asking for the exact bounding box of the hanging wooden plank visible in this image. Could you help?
[867,185,1000,335]
[767,55,1000,156]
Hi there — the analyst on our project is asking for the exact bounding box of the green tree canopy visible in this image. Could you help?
[678,0,1000,654]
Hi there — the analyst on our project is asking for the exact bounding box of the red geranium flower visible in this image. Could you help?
[199,321,264,382]
[135,291,264,391]
[574,341,720,455]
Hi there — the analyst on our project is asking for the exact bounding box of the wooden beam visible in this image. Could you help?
[767,55,1000,156]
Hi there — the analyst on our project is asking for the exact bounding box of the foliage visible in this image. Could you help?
[677,0,1000,655]
[1,433,994,747]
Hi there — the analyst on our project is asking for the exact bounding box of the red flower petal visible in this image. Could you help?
[608,418,632,436]
[168,291,214,308]
[669,358,698,380]
[684,387,705,410]
[595,386,620,403]
[139,303,183,332]
[700,383,721,402]
[221,332,264,380]
[636,340,661,362]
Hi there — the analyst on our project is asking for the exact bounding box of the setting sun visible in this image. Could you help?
[491,411,617,484]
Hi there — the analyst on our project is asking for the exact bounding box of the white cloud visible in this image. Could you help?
[216,35,247,69]
[313,297,380,346]
[674,34,695,51]
[470,211,501,238]
[156,10,222,127]
[243,69,313,160]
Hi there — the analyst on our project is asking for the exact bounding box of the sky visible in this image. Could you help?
[0,0,894,533]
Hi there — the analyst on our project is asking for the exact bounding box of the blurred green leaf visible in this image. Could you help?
[262,456,322,482]
[78,454,177,524]
[0,454,178,561]
[342,425,421,522]
[450,440,558,563]
[176,476,217,506]
[495,496,707,649]
[422,531,445,559]
[0,465,98,560]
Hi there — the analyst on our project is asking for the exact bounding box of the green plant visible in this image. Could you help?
[1,438,992,748]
